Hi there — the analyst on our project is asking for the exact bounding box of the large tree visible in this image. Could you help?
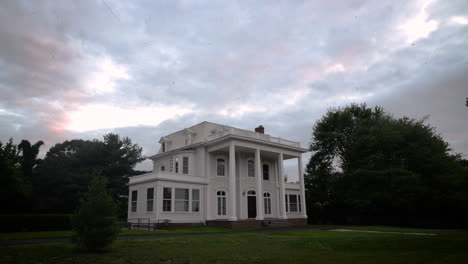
[35,134,144,215]
[0,139,44,213]
[305,104,468,227]
[18,140,44,180]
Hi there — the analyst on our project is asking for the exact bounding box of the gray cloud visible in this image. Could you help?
[1,0,467,179]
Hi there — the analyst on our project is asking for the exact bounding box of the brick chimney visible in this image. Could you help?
[255,125,265,134]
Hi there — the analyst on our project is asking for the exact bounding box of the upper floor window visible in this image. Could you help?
[175,157,179,173]
[162,142,166,152]
[146,188,154,212]
[185,134,190,145]
[247,160,254,177]
[169,156,174,172]
[217,159,225,176]
[160,164,165,172]
[183,157,189,174]
[263,164,269,180]
[131,190,137,212]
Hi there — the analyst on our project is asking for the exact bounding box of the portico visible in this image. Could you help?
[205,138,307,222]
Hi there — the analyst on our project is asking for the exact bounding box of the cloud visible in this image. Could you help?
[450,16,468,25]
[66,103,194,132]
[398,0,439,44]
[0,0,467,178]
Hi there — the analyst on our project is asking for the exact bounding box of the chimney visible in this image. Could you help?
[255,125,265,134]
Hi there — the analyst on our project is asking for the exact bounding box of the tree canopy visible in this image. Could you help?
[0,133,145,217]
[305,104,468,228]
[35,133,144,215]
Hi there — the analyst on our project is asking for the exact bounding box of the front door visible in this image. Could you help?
[248,196,257,218]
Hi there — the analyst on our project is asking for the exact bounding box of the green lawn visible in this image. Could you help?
[1,227,467,264]
[0,226,263,241]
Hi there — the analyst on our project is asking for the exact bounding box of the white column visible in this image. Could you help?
[255,149,264,220]
[278,153,288,219]
[229,142,237,221]
[298,155,307,218]
[206,150,212,220]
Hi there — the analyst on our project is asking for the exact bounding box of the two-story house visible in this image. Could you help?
[127,121,308,228]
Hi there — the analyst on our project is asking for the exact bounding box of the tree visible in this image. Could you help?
[18,140,44,180]
[305,103,468,227]
[72,174,120,251]
[0,139,44,213]
[0,139,25,213]
[34,134,144,215]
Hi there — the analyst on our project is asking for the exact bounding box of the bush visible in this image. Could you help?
[71,175,120,251]
[0,214,72,232]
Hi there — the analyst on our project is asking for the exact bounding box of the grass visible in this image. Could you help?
[0,226,263,241]
[0,227,467,264]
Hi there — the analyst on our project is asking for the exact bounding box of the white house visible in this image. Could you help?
[127,121,308,228]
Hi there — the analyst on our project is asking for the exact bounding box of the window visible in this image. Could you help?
[175,157,179,173]
[131,190,137,212]
[175,188,189,212]
[217,159,225,176]
[285,194,289,212]
[247,160,254,177]
[169,156,173,172]
[264,192,271,215]
[163,187,172,212]
[298,195,301,212]
[146,188,154,212]
[162,142,166,152]
[289,194,298,212]
[185,134,190,145]
[263,164,269,180]
[192,189,200,212]
[160,165,165,172]
[217,190,227,216]
[183,157,189,174]
[247,190,256,196]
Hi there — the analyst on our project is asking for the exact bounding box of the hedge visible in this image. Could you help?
[0,214,72,232]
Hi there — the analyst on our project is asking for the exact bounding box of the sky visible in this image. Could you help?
[1,0,467,181]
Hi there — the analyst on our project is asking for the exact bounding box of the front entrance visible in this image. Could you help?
[247,190,256,218]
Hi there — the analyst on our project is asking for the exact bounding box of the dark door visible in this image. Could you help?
[248,196,257,218]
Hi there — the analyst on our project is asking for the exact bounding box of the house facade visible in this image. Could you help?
[127,121,308,228]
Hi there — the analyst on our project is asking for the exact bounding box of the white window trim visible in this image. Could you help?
[286,193,300,213]
[216,189,227,216]
[161,186,201,214]
[146,188,154,212]
[247,159,255,177]
[264,192,272,215]
[216,158,226,176]
[215,155,227,177]
[162,187,172,212]
[182,156,189,175]
[262,163,271,181]
[131,190,137,213]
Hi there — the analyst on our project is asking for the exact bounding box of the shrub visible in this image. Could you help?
[71,175,120,251]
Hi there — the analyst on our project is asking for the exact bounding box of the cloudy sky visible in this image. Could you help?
[1,0,467,179]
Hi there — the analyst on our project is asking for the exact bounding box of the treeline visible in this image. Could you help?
[305,104,468,228]
[0,134,147,218]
